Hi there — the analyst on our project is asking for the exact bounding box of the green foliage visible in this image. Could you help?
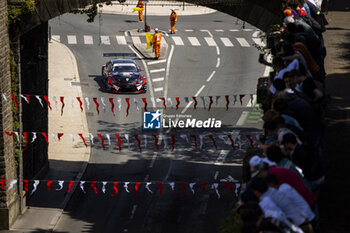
[7,0,36,26]
[220,207,242,233]
[71,3,98,23]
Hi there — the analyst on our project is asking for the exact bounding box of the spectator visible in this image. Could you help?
[250,162,317,207]
[272,98,304,131]
[282,133,325,192]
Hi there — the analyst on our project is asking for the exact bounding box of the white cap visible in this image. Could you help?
[284,15,295,24]
[171,8,175,11]
[249,155,277,167]
[154,28,158,31]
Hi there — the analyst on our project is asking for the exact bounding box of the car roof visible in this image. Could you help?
[110,59,136,64]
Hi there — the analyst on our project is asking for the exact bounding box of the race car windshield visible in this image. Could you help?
[113,65,137,72]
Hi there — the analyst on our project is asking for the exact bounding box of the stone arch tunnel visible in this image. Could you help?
[0,0,282,229]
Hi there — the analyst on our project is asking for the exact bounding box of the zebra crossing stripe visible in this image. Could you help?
[220,37,234,47]
[100,36,110,45]
[188,37,200,46]
[215,29,224,32]
[229,29,239,32]
[154,87,164,92]
[236,37,250,47]
[184,29,194,32]
[116,36,127,45]
[132,36,141,44]
[252,38,265,47]
[84,35,93,44]
[204,37,216,46]
[52,35,60,42]
[172,36,184,45]
[67,35,77,44]
[152,77,164,82]
[150,68,165,73]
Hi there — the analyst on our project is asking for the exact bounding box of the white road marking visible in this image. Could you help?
[216,57,220,68]
[128,45,155,100]
[200,29,213,37]
[264,65,271,77]
[236,111,249,126]
[172,36,184,45]
[164,45,174,99]
[67,35,77,44]
[220,37,234,47]
[206,71,216,82]
[150,68,165,73]
[152,77,164,82]
[124,31,128,37]
[215,29,224,32]
[236,37,250,47]
[243,29,253,31]
[252,38,266,47]
[252,30,260,38]
[52,35,60,42]
[184,29,194,32]
[131,36,141,44]
[181,101,193,114]
[195,85,205,97]
[216,46,220,55]
[188,37,201,46]
[229,29,239,32]
[147,59,166,65]
[130,205,137,219]
[154,87,164,92]
[100,36,110,45]
[84,35,93,44]
[246,94,257,107]
[149,152,157,168]
[116,36,127,45]
[204,37,216,46]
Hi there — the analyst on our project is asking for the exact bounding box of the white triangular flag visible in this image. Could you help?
[146,182,153,193]
[180,134,189,143]
[216,96,221,105]
[143,135,147,148]
[56,180,64,191]
[214,183,220,199]
[233,95,237,106]
[167,97,173,108]
[150,97,156,108]
[200,96,206,109]
[117,98,122,111]
[106,134,111,145]
[124,182,130,193]
[2,94,8,106]
[161,134,168,150]
[31,132,37,143]
[51,133,57,144]
[235,183,240,197]
[35,96,43,108]
[52,96,58,110]
[189,183,196,194]
[69,133,75,144]
[125,134,130,150]
[169,182,175,191]
[80,181,86,193]
[13,132,19,145]
[69,96,74,108]
[89,133,94,145]
[20,94,29,104]
[219,135,229,145]
[30,180,40,196]
[85,97,90,111]
[7,179,17,190]
[184,97,189,103]
[134,98,139,111]
[236,135,242,150]
[199,135,204,150]
[101,97,106,113]
[102,181,107,193]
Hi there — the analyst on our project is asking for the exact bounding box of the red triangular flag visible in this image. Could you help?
[47,180,53,192]
[0,179,6,190]
[91,181,98,195]
[192,97,197,109]
[76,97,83,112]
[23,179,29,198]
[60,96,65,116]
[135,182,141,195]
[175,97,180,110]
[152,135,159,150]
[225,183,233,192]
[10,94,18,109]
[159,97,166,109]
[97,134,105,150]
[225,95,230,111]
[190,135,197,148]
[239,94,245,106]
[125,98,130,117]
[246,135,254,148]
[68,181,75,193]
[134,135,142,152]
[227,135,235,151]
[23,132,28,150]
[26,94,31,103]
[208,96,213,111]
[115,134,122,151]
[43,96,52,110]
[58,133,64,141]
[201,183,208,193]
[111,182,119,196]
[78,133,87,147]
[158,182,163,196]
[41,132,49,144]
[208,135,217,150]
[93,98,100,115]
[179,183,185,197]
[142,98,148,111]
[109,98,115,115]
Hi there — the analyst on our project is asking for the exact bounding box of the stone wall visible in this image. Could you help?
[20,22,49,180]
[0,0,20,229]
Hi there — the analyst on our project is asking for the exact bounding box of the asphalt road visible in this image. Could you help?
[48,11,264,233]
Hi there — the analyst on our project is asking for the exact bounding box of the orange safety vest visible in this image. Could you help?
[152,33,162,45]
[170,12,177,22]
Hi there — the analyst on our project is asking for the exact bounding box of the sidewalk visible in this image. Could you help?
[318,11,350,233]
[7,40,90,232]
